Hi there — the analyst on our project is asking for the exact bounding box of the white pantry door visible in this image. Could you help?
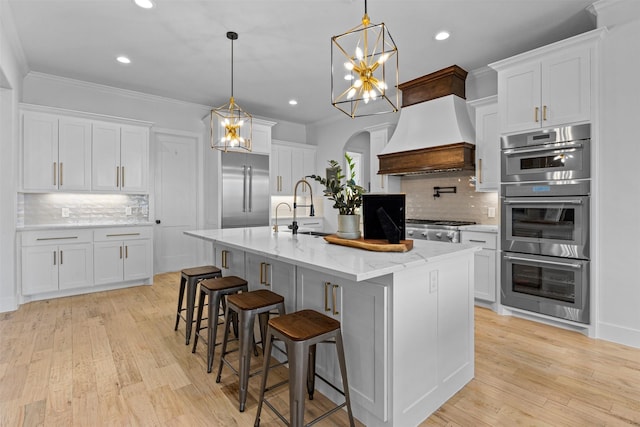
[154,131,198,273]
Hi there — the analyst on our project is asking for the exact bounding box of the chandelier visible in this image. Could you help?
[211,31,252,152]
[331,0,399,118]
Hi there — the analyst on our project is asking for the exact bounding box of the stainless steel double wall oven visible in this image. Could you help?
[500,123,591,323]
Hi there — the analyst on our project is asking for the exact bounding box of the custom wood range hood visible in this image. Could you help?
[378,65,476,175]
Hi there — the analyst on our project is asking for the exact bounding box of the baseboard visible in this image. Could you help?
[597,321,640,349]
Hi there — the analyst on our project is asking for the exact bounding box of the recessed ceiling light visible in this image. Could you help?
[435,31,450,41]
[134,0,154,9]
[289,99,298,106]
[116,56,131,64]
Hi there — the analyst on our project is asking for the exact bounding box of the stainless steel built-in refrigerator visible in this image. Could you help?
[221,152,270,228]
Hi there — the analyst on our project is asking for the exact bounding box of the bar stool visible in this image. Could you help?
[174,265,222,345]
[216,289,286,412]
[254,309,355,427]
[191,276,249,373]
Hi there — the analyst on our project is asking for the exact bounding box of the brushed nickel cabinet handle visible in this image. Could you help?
[534,107,539,123]
[543,105,547,121]
[259,262,265,284]
[119,246,123,259]
[106,233,140,237]
[222,250,228,269]
[264,263,271,287]
[53,250,56,266]
[324,282,331,312]
[121,166,125,188]
[116,166,120,187]
[53,162,57,186]
[59,162,63,186]
[478,158,483,184]
[125,245,128,259]
[60,250,63,265]
[332,284,339,315]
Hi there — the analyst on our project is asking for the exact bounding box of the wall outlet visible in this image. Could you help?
[125,206,132,216]
[61,207,70,218]
[488,207,496,218]
[429,270,438,293]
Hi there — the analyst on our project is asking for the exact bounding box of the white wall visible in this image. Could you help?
[0,1,27,312]
[594,0,640,347]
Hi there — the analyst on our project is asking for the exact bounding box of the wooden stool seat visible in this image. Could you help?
[174,265,222,345]
[226,289,284,311]
[254,309,355,427]
[192,275,248,373]
[217,289,286,412]
[268,309,340,341]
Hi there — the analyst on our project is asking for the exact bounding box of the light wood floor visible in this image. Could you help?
[1,272,639,426]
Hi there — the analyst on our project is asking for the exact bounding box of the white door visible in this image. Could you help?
[154,131,198,273]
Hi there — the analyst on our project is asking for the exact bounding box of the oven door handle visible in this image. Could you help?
[503,199,583,205]
[503,254,583,269]
[503,142,582,155]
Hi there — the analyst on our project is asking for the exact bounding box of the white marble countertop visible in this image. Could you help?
[459,224,498,233]
[17,222,154,231]
[185,226,478,282]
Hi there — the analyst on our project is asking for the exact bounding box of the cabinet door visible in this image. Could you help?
[214,243,245,278]
[473,249,497,302]
[498,63,541,133]
[58,118,92,191]
[120,125,149,193]
[22,112,58,191]
[272,145,293,194]
[21,245,58,294]
[92,122,121,191]
[251,123,272,154]
[123,239,152,281]
[474,101,499,192]
[542,48,590,127]
[94,241,124,285]
[58,243,94,290]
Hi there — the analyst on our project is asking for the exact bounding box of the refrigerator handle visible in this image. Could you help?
[247,166,253,212]
[242,165,247,213]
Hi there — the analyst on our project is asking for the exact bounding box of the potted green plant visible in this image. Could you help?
[307,153,366,239]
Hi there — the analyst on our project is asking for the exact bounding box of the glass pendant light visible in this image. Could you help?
[211,31,252,152]
[331,0,399,118]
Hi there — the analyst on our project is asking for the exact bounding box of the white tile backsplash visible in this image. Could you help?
[401,171,499,225]
[18,193,149,227]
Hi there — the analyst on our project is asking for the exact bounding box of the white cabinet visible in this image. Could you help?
[213,242,245,278]
[93,227,153,285]
[92,122,149,193]
[22,111,91,191]
[20,229,93,295]
[245,252,296,313]
[296,267,388,420]
[469,96,499,192]
[271,140,317,195]
[461,230,497,303]
[490,30,603,134]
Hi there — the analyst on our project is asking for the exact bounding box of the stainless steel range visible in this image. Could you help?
[406,219,476,243]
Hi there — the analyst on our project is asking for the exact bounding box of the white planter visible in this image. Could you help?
[337,214,361,239]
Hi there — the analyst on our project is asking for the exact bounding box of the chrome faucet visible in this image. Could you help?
[273,202,291,232]
[290,179,315,235]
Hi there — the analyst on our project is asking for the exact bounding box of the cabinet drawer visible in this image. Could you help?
[94,226,152,241]
[461,231,497,250]
[21,229,93,246]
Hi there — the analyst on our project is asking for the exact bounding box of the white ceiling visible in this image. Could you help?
[6,0,596,125]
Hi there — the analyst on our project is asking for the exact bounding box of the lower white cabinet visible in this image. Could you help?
[245,252,296,313]
[461,230,497,302]
[213,242,245,278]
[296,267,388,421]
[21,229,93,295]
[93,227,153,285]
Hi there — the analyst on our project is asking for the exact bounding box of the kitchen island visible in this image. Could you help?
[185,227,478,427]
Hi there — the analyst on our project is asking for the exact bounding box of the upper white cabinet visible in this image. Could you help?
[92,122,149,193]
[469,96,499,192]
[490,29,604,134]
[271,140,316,195]
[22,111,92,191]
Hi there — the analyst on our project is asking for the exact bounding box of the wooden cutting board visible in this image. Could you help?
[323,234,413,252]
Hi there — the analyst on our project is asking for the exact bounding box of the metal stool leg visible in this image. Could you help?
[216,303,233,383]
[307,344,316,400]
[184,277,198,345]
[253,328,274,427]
[336,331,356,427]
[288,340,309,427]
[206,292,224,373]
[238,309,256,412]
[191,289,207,353]
[174,275,187,330]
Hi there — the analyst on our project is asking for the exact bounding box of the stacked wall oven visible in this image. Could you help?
[500,124,591,324]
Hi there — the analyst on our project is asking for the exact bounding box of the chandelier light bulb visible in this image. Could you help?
[355,46,364,61]
[344,62,354,71]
